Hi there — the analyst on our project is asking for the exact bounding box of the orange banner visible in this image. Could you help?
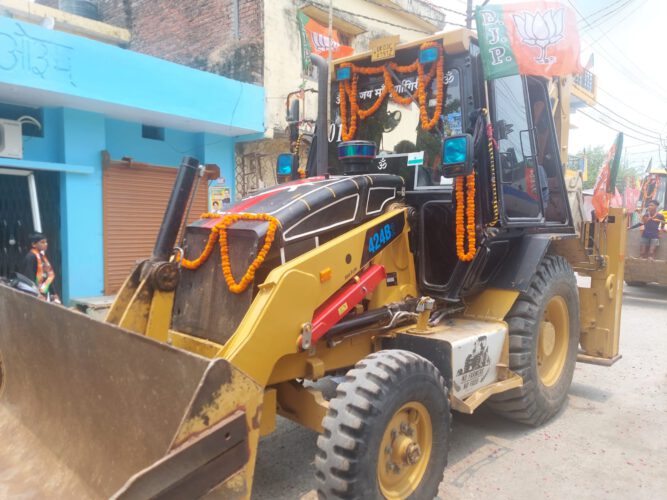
[303,16,353,60]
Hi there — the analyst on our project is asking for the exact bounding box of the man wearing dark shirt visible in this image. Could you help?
[640,200,665,259]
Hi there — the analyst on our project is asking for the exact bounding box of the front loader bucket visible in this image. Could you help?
[0,284,262,498]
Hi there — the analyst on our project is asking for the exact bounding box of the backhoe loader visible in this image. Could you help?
[0,29,625,499]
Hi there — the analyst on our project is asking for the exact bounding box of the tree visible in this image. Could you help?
[578,145,606,190]
[577,146,643,192]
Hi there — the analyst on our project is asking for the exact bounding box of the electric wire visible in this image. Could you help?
[578,0,636,30]
[586,0,648,46]
[593,100,662,139]
[569,0,667,101]
[596,85,665,127]
[577,109,661,146]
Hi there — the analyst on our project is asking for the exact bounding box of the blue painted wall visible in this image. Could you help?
[59,109,105,303]
[200,133,237,200]
[19,110,247,302]
[105,119,201,166]
[22,108,63,163]
[1,17,266,302]
[0,17,264,134]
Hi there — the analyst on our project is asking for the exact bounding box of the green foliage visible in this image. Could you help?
[577,145,643,192]
[579,145,605,190]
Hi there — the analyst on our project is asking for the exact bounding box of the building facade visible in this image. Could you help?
[75,0,447,196]
[0,4,263,302]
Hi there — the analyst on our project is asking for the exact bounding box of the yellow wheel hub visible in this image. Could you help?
[538,296,569,387]
[377,402,432,499]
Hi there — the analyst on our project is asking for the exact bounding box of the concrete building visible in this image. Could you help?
[79,0,448,195]
[0,2,263,302]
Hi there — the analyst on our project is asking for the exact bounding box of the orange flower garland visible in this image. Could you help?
[338,42,445,140]
[358,81,388,119]
[417,42,444,130]
[455,174,477,261]
[339,73,358,141]
[181,212,280,294]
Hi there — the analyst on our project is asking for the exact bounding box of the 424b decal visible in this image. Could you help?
[361,212,405,265]
[367,223,394,254]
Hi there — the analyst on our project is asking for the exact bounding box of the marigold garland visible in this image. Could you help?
[338,42,445,140]
[340,75,358,140]
[180,212,280,294]
[417,43,444,130]
[455,174,477,261]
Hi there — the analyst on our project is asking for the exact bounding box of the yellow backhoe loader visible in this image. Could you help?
[0,29,626,499]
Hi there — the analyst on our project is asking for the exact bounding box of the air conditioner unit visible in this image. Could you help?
[0,119,23,159]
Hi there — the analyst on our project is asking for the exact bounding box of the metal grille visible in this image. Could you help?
[574,69,595,94]
[235,152,276,199]
[0,171,61,294]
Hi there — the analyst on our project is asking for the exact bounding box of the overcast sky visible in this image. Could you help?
[436,0,666,170]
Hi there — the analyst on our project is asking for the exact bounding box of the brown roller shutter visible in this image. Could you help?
[103,163,209,294]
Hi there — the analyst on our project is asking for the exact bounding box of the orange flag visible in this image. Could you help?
[592,133,624,222]
[298,12,353,61]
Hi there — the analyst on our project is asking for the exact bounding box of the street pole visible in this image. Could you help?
[466,0,473,29]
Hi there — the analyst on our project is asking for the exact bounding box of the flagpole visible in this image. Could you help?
[327,0,333,141]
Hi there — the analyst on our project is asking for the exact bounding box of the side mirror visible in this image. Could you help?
[286,99,300,123]
[442,134,473,177]
[276,153,297,181]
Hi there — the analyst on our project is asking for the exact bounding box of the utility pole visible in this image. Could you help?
[466,0,473,29]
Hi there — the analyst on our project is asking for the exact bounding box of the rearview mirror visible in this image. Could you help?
[286,99,300,123]
[276,153,297,181]
[442,134,473,177]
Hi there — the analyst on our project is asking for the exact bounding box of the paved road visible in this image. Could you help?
[253,283,667,499]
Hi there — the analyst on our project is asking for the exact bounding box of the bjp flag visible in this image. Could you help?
[475,2,582,80]
[297,12,353,67]
[592,133,624,222]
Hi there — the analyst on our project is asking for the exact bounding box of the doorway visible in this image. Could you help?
[0,169,61,294]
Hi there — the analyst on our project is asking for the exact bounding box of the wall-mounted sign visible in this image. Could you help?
[209,184,231,213]
[370,35,400,62]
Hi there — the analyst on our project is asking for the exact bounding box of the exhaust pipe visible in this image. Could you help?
[153,156,200,261]
[310,54,329,176]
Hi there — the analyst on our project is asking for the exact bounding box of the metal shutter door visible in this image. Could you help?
[103,163,209,294]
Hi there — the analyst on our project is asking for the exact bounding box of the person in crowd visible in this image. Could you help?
[21,232,61,303]
[639,200,665,259]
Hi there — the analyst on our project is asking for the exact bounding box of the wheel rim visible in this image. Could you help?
[377,402,433,499]
[538,295,569,387]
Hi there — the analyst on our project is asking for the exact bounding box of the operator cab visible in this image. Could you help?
[282,30,575,302]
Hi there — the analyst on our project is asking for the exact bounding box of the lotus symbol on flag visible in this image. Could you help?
[310,32,340,54]
[513,9,564,64]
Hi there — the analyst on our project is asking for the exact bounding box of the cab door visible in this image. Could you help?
[490,75,545,225]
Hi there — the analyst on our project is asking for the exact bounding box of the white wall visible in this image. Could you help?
[262,0,444,138]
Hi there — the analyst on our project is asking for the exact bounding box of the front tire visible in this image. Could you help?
[488,255,580,426]
[315,350,450,499]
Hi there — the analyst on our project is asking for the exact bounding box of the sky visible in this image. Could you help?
[433,0,667,171]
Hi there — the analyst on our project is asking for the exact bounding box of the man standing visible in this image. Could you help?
[640,200,665,259]
[21,232,60,303]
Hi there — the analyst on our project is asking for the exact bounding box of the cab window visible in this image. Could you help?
[492,75,542,220]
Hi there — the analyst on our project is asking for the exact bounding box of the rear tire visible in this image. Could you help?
[487,255,579,426]
[315,350,450,499]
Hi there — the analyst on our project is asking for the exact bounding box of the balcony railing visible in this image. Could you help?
[572,68,597,108]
